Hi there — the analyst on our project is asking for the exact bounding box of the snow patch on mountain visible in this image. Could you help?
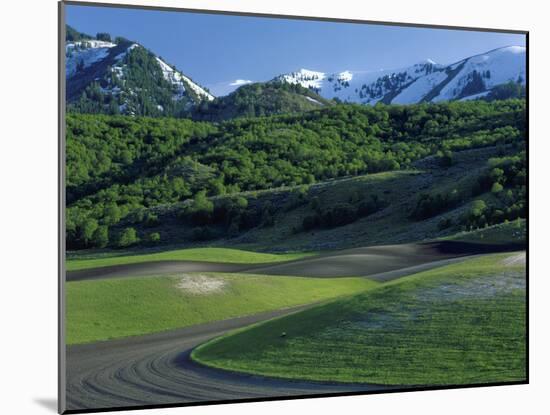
[230,79,253,86]
[337,71,353,82]
[69,40,116,49]
[432,46,526,102]
[180,74,214,101]
[392,71,448,104]
[276,62,446,104]
[156,57,214,101]
[458,91,491,101]
[278,69,326,90]
[66,40,116,77]
[305,96,323,105]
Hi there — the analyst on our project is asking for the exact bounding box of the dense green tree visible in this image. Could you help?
[471,200,488,217]
[80,218,98,246]
[92,225,109,248]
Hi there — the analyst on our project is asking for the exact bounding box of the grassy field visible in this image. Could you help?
[193,253,526,386]
[66,247,314,271]
[66,273,377,344]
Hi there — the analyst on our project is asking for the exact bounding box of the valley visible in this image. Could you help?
[63,21,527,412]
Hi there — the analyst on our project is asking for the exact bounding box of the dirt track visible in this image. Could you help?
[65,306,389,411]
[66,241,516,282]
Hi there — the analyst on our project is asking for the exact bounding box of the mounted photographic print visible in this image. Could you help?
[59,1,528,413]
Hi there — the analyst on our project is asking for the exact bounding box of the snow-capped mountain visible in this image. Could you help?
[274,46,526,105]
[65,24,525,119]
[65,26,214,116]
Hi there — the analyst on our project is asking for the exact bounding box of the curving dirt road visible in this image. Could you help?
[65,306,389,411]
[66,261,251,282]
[67,241,515,282]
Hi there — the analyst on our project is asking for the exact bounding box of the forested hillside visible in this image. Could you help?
[191,82,333,121]
[66,99,526,250]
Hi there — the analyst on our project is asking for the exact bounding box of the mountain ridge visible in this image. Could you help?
[65,24,525,118]
[274,45,526,105]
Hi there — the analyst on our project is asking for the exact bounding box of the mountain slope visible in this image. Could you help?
[65,26,214,117]
[431,46,526,102]
[275,46,526,105]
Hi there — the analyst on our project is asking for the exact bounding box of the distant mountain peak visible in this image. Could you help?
[416,58,437,65]
[65,25,214,116]
[493,45,526,54]
[275,46,525,105]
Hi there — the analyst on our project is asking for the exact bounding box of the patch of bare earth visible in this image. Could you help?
[176,274,227,295]
[502,252,526,267]
[416,272,525,302]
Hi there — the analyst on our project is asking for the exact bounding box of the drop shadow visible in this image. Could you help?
[34,398,57,412]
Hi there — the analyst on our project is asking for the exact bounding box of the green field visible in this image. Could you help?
[66,247,314,271]
[66,272,377,344]
[193,253,526,385]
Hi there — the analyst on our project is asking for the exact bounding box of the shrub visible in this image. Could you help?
[116,227,139,248]
[491,182,504,193]
[148,232,161,243]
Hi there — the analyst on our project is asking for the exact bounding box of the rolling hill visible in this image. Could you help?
[191,82,332,121]
[192,253,526,385]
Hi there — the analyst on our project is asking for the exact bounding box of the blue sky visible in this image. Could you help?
[66,4,526,96]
